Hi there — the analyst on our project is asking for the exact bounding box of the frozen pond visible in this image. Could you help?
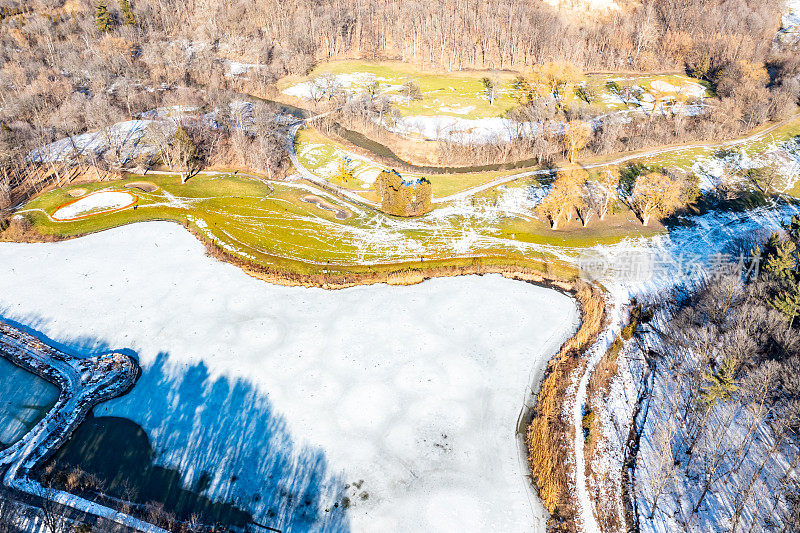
[0,222,578,532]
[0,357,59,449]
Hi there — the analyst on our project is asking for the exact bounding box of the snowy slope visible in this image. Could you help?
[0,222,578,532]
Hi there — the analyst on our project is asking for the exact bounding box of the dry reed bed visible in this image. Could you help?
[526,282,606,532]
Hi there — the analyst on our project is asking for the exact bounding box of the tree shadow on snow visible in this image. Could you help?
[0,312,350,533]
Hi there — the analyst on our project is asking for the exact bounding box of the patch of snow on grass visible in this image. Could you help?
[392,115,535,144]
[437,105,476,115]
[649,80,706,99]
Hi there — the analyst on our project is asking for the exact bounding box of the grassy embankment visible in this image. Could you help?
[10,173,592,282]
[526,282,606,532]
[295,126,528,198]
[11,167,661,269]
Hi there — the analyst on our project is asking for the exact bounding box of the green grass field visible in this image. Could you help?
[295,127,524,198]
[279,60,711,120]
[14,172,659,278]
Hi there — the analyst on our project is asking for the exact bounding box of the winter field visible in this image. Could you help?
[0,223,579,532]
[292,115,800,202]
[16,169,662,279]
[16,115,800,280]
[293,127,524,198]
[279,60,710,143]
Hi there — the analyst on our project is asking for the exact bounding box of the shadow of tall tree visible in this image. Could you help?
[96,353,349,532]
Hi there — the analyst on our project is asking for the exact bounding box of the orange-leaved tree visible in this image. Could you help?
[563,120,591,163]
[536,170,584,230]
[629,171,684,226]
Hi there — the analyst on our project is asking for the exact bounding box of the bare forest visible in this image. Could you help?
[625,223,800,531]
[0,0,798,209]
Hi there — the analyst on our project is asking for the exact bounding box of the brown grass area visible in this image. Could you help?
[0,217,60,242]
[526,281,606,532]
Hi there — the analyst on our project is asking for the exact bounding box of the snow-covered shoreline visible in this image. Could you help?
[0,322,154,532]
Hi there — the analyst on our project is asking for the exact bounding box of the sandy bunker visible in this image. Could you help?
[52,190,137,221]
[123,181,159,193]
[302,195,351,220]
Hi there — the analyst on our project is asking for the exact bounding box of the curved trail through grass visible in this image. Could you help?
[288,111,800,209]
[433,112,800,204]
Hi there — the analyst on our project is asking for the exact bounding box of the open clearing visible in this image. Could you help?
[0,223,579,532]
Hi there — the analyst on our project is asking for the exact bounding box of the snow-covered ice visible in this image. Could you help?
[0,222,579,532]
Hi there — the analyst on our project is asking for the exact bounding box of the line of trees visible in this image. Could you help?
[535,166,698,229]
[85,0,787,74]
[314,55,798,168]
[1,0,798,194]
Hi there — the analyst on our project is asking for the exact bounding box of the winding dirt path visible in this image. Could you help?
[288,111,800,211]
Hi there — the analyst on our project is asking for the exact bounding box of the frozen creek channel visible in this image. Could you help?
[0,222,578,532]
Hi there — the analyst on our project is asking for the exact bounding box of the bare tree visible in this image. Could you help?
[36,484,69,533]
[646,419,678,519]
[0,499,23,533]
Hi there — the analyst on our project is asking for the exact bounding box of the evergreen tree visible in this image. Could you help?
[772,281,800,324]
[786,214,800,241]
[118,0,135,26]
[699,359,738,408]
[761,233,797,281]
[95,1,116,32]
